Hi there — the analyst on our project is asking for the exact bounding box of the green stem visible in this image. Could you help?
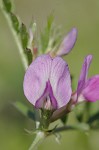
[28,131,46,150]
[0,1,28,70]
[28,123,90,150]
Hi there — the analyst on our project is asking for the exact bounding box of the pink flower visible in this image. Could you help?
[56,28,77,56]
[73,55,99,103]
[23,54,72,110]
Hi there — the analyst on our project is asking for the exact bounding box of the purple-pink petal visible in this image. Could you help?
[77,55,92,97]
[82,75,99,102]
[23,54,72,109]
[56,28,77,56]
[35,80,57,110]
[50,57,72,108]
[23,55,52,107]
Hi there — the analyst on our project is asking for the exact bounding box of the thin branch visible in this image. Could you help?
[0,1,28,70]
[28,131,46,150]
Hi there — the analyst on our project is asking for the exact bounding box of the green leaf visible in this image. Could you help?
[3,0,12,12]
[60,115,68,125]
[10,13,19,32]
[14,101,35,121]
[40,14,54,52]
[20,23,29,49]
[20,23,33,65]
[47,15,54,31]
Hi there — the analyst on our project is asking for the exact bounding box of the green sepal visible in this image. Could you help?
[3,0,12,12]
[40,109,53,130]
[13,101,35,121]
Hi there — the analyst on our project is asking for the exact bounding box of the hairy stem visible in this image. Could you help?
[0,1,28,70]
[28,131,46,150]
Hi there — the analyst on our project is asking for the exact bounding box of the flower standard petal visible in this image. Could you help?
[82,75,99,102]
[77,55,93,97]
[50,57,72,108]
[23,55,52,107]
[56,28,77,56]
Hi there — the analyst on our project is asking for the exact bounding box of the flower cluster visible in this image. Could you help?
[23,28,99,126]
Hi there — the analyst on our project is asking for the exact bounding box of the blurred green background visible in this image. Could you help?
[0,0,99,149]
